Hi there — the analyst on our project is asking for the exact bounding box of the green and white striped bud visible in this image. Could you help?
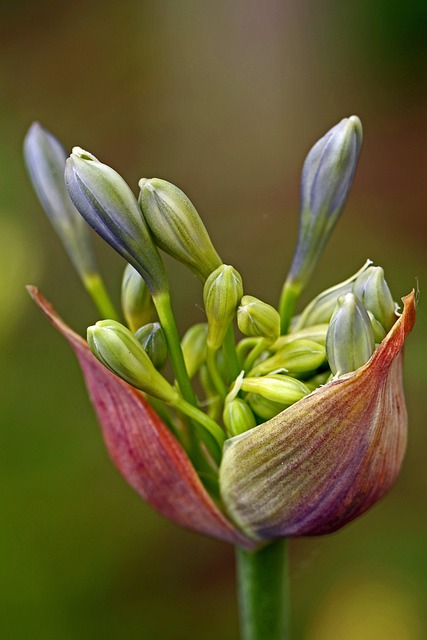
[326,293,375,376]
[292,261,371,331]
[241,374,310,405]
[272,324,328,351]
[367,310,387,343]
[138,178,222,282]
[223,398,257,437]
[87,319,178,403]
[246,394,290,421]
[134,322,168,371]
[121,264,156,332]
[203,265,243,350]
[237,295,280,344]
[181,323,208,379]
[250,339,326,377]
[353,266,397,332]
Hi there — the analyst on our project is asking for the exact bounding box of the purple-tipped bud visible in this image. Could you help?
[65,149,167,295]
[24,123,96,280]
[287,116,363,291]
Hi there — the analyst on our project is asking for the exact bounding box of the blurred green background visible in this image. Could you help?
[1,1,426,638]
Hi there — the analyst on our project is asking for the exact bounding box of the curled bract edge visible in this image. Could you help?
[219,291,415,540]
[28,287,257,551]
[28,287,415,546]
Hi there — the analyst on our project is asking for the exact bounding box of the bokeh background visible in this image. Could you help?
[1,1,426,638]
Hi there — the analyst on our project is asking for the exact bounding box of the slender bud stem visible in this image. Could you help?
[83,272,119,321]
[152,291,197,407]
[206,346,228,399]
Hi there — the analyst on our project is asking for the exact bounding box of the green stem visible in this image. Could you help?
[223,324,240,379]
[153,291,197,407]
[244,338,269,372]
[236,539,290,640]
[278,280,301,335]
[84,272,119,320]
[206,346,228,399]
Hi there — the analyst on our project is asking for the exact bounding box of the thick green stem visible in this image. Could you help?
[206,346,228,399]
[236,539,290,640]
[84,272,119,321]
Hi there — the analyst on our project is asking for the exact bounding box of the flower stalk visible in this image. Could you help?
[25,114,415,640]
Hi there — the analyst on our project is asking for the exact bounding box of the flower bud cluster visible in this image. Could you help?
[27,114,414,543]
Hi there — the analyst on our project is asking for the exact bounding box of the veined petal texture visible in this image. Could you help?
[220,292,415,539]
[28,287,257,550]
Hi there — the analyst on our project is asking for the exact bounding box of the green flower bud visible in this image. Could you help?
[181,323,208,379]
[292,260,372,331]
[272,324,328,351]
[250,339,326,377]
[367,310,387,343]
[240,374,310,405]
[246,394,289,421]
[237,295,280,343]
[121,264,156,332]
[353,266,397,332]
[203,265,243,350]
[223,398,257,437]
[87,319,178,403]
[134,322,168,371]
[138,178,222,281]
[304,370,332,392]
[326,293,375,376]
[65,148,167,295]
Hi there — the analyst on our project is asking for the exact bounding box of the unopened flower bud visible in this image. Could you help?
[134,322,168,371]
[181,323,208,379]
[138,178,222,281]
[223,398,256,437]
[24,123,97,281]
[121,264,156,332]
[272,324,328,351]
[87,319,178,403]
[326,293,375,375]
[353,266,397,332]
[250,339,326,377]
[203,265,243,350]
[281,116,363,319]
[241,374,310,405]
[65,149,167,295]
[367,310,387,343]
[237,295,280,344]
[246,394,289,421]
[293,261,371,331]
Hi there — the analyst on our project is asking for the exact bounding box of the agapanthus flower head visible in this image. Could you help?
[27,114,415,550]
